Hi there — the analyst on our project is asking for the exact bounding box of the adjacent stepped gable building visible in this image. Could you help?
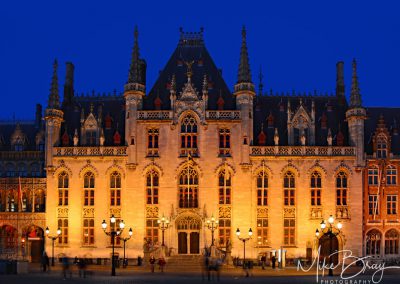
[364,109,400,259]
[0,104,47,262]
[42,27,369,264]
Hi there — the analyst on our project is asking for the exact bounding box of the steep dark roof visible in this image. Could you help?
[61,94,125,146]
[0,121,44,151]
[144,30,234,110]
[364,107,400,155]
[253,94,349,146]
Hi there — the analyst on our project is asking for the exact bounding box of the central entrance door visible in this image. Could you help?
[176,215,201,254]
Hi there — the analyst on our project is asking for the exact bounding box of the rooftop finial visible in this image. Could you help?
[125,25,146,91]
[235,26,254,93]
[184,60,194,82]
[48,59,60,109]
[350,58,362,108]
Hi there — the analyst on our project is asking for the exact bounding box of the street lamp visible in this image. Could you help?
[157,215,170,246]
[206,215,219,246]
[236,228,253,269]
[45,226,61,266]
[102,215,125,276]
[119,228,133,268]
[315,215,342,277]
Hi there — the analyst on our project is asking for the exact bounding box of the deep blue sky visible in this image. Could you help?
[1,0,399,120]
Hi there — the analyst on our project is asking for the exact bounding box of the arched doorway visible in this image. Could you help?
[22,225,44,262]
[176,214,201,254]
[318,234,339,264]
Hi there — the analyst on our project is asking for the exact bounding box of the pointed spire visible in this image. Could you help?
[125,26,146,93]
[48,59,60,109]
[258,66,264,96]
[237,26,252,84]
[350,59,362,108]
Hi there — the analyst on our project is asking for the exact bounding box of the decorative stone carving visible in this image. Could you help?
[257,207,268,218]
[218,206,231,218]
[83,208,95,218]
[146,206,159,218]
[57,207,69,218]
[283,207,296,218]
[310,207,322,219]
[110,208,121,218]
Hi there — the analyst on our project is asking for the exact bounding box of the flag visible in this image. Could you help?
[18,176,23,212]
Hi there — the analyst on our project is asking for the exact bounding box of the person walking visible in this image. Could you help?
[158,257,166,272]
[149,255,156,273]
[271,255,276,269]
[261,254,266,270]
[41,251,49,272]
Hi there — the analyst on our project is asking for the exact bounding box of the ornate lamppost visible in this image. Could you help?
[157,215,170,247]
[236,228,253,268]
[102,215,125,276]
[120,228,133,268]
[206,215,219,247]
[45,226,61,266]
[315,215,342,277]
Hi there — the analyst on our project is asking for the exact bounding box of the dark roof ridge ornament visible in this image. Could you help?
[179,27,204,46]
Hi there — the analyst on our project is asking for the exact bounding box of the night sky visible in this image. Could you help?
[1,0,399,120]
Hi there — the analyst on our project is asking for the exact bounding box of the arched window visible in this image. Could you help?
[257,171,268,206]
[178,165,198,208]
[146,169,159,205]
[83,172,95,206]
[310,171,322,206]
[366,229,381,255]
[58,172,69,206]
[385,229,399,255]
[368,166,379,186]
[284,171,295,206]
[110,172,121,206]
[386,166,397,185]
[218,169,231,205]
[376,134,387,159]
[336,171,348,206]
[180,114,198,156]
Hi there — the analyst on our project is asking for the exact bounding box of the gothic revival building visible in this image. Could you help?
[42,27,367,262]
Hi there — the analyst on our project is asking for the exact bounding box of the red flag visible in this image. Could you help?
[18,176,23,212]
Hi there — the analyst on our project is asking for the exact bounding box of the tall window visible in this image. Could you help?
[368,195,379,215]
[178,166,198,208]
[385,229,399,255]
[84,172,95,206]
[219,128,231,156]
[386,166,397,185]
[146,169,159,205]
[58,219,68,245]
[257,171,268,206]
[376,134,387,159]
[284,171,295,206]
[218,169,231,205]
[310,171,322,206]
[87,130,97,146]
[83,218,94,245]
[110,172,121,206]
[368,167,379,185]
[387,195,397,215]
[180,114,198,156]
[110,217,121,245]
[283,218,295,246]
[336,171,348,206]
[218,218,231,247]
[257,218,268,247]
[58,172,69,206]
[147,128,159,156]
[146,218,159,244]
[366,230,381,255]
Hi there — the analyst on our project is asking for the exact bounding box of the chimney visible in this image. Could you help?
[63,62,75,105]
[336,61,345,105]
[35,104,42,129]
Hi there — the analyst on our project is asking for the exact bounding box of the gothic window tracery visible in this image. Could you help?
[146,169,159,205]
[257,171,268,206]
[110,171,121,207]
[336,171,348,206]
[218,169,231,205]
[180,114,198,157]
[310,171,322,206]
[219,128,231,156]
[385,229,399,255]
[366,229,381,255]
[58,171,69,206]
[178,165,198,208]
[284,171,295,206]
[83,172,95,206]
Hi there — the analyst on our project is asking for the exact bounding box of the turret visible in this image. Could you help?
[124,26,146,167]
[44,60,64,168]
[234,26,255,165]
[345,59,366,167]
